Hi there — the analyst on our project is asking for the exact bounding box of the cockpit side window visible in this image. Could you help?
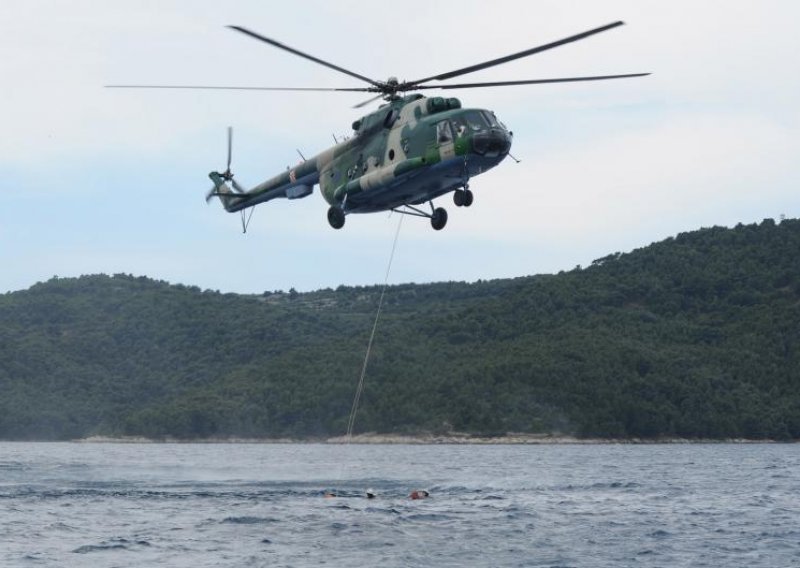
[437,121,454,144]
[451,117,467,137]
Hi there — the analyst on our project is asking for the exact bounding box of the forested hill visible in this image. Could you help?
[1,218,799,441]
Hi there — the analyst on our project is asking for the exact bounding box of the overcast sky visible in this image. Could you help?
[2,1,798,294]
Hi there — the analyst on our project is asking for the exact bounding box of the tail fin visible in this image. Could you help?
[206,171,236,211]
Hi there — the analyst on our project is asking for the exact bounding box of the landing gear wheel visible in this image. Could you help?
[453,188,474,207]
[431,207,448,231]
[327,206,345,229]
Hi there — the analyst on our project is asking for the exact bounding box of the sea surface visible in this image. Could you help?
[1,442,798,567]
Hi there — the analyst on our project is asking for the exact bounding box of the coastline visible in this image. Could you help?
[69,433,790,444]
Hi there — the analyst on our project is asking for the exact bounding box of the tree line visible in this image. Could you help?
[0,218,798,440]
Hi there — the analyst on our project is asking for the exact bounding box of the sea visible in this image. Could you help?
[1,442,798,567]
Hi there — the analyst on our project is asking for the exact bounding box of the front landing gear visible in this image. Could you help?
[453,187,474,207]
[327,206,345,229]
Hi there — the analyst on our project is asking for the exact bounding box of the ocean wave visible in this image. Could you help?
[221,516,280,525]
[72,538,150,554]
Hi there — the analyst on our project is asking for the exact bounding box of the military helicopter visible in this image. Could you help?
[109,21,647,231]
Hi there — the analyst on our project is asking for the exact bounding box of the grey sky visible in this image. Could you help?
[2,0,798,293]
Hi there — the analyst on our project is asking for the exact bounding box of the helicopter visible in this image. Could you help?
[108,21,648,231]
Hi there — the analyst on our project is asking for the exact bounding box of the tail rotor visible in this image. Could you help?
[206,126,245,203]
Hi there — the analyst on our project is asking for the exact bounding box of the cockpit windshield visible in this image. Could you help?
[481,111,499,128]
[483,111,510,131]
[451,111,489,137]
[463,111,488,132]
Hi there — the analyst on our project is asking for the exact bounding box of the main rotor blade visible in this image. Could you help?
[352,93,385,109]
[406,21,626,87]
[227,25,383,88]
[105,85,375,92]
[414,73,650,90]
[226,126,233,171]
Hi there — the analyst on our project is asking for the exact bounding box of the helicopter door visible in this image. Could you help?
[436,121,456,160]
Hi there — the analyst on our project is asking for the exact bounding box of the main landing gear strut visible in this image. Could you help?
[328,202,448,230]
[392,201,448,230]
[328,187,474,231]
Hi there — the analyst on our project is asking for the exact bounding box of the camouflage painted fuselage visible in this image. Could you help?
[213,94,512,215]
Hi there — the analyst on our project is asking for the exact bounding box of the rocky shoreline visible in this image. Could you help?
[71,433,788,444]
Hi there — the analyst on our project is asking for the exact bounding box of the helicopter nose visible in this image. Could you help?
[472,128,512,158]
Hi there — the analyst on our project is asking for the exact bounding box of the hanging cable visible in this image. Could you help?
[344,215,404,442]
